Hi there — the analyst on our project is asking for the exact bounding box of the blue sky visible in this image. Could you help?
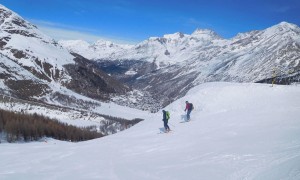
[1,0,300,44]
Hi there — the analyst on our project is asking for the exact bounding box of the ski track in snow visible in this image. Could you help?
[0,82,300,180]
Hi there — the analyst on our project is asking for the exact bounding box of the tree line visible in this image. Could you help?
[0,109,103,143]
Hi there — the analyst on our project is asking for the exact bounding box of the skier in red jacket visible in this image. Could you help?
[184,101,193,121]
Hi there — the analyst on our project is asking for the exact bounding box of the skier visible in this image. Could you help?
[162,110,170,132]
[184,101,193,121]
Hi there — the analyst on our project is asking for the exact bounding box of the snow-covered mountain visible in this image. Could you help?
[0,4,73,76]
[0,4,130,105]
[61,21,300,108]
[62,21,300,74]
[59,28,223,66]
[61,22,299,68]
[1,3,300,113]
[0,4,144,134]
[59,39,133,60]
[1,82,300,179]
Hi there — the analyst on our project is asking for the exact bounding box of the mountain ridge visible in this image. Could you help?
[60,21,300,65]
[66,21,300,109]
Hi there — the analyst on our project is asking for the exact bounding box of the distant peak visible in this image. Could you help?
[163,32,185,39]
[59,40,90,47]
[92,39,133,49]
[62,39,89,43]
[262,21,300,36]
[191,28,222,39]
[192,28,212,35]
[278,21,294,26]
[277,21,299,29]
[94,39,113,45]
[271,21,299,30]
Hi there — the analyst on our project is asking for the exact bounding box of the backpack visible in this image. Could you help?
[166,111,170,120]
[189,103,194,110]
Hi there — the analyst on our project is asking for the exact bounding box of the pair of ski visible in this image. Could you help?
[180,119,192,123]
[158,119,193,134]
[158,130,173,134]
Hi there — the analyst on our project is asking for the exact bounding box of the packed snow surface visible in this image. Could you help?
[1,82,300,180]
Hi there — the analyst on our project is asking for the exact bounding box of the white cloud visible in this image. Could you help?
[38,26,105,43]
[29,19,137,44]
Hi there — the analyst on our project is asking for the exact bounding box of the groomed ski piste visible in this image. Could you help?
[1,82,300,180]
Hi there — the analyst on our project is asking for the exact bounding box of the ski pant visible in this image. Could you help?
[163,119,170,131]
[187,110,192,120]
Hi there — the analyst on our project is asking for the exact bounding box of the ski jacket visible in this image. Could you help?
[163,111,167,121]
[185,103,190,111]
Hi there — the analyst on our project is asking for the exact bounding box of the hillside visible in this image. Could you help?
[0,4,130,105]
[0,4,146,135]
[1,83,299,179]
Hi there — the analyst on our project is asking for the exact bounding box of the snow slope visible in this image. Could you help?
[0,83,300,180]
